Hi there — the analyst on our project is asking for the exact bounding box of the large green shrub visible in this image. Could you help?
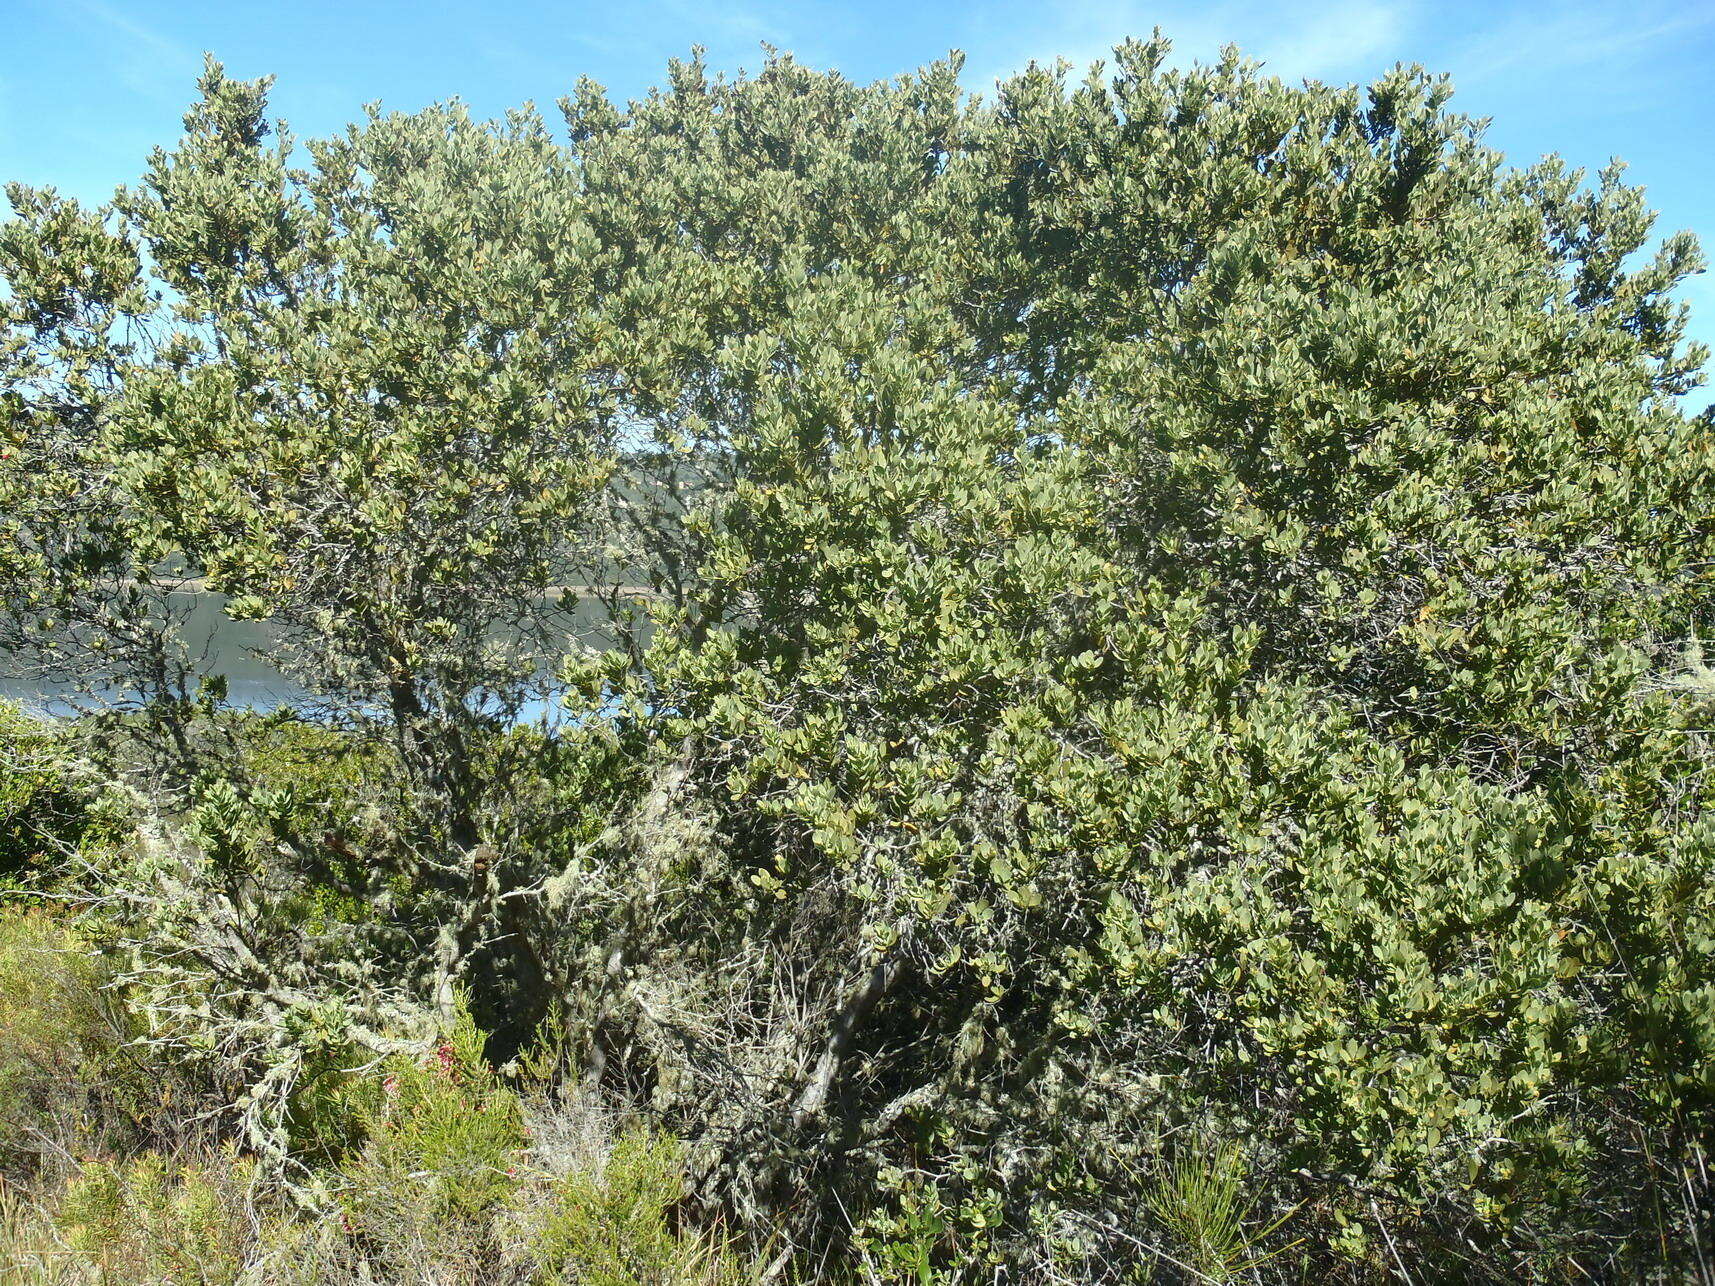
[558,43,1715,1282]
[3,32,1712,1285]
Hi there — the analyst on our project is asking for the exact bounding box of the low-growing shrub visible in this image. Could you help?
[0,909,150,1184]
[533,1128,743,1286]
[1144,1144,1300,1284]
[56,1150,257,1285]
[0,994,751,1284]
[340,1005,527,1223]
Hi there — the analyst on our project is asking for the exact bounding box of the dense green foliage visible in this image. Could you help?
[0,703,87,883]
[3,35,1713,1283]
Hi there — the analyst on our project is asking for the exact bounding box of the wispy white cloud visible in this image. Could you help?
[66,0,185,61]
[672,0,793,50]
[60,0,199,100]
[647,0,804,67]
[1251,0,1412,81]
[961,0,1141,92]
[479,0,817,102]
[1447,3,1715,86]
[961,0,1415,95]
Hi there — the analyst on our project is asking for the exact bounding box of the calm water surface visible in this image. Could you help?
[0,592,619,725]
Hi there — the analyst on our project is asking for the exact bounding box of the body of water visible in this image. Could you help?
[0,591,622,726]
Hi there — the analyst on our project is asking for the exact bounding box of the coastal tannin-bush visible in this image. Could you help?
[2,35,1712,1282]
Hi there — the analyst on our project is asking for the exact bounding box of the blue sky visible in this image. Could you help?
[4,0,1712,408]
